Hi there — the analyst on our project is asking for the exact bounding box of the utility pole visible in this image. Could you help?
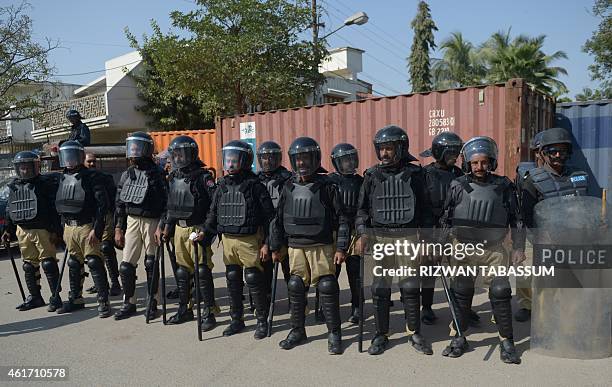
[312,0,319,105]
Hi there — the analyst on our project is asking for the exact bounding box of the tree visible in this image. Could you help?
[584,0,611,82]
[0,1,57,121]
[127,0,325,125]
[484,31,568,95]
[431,32,485,89]
[575,86,612,101]
[408,1,437,93]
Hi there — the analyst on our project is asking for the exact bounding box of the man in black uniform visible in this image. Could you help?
[84,152,121,296]
[421,132,463,325]
[161,136,218,329]
[54,141,111,317]
[114,132,167,321]
[65,110,91,147]
[270,137,349,354]
[256,141,293,293]
[440,136,524,364]
[205,140,275,339]
[513,131,544,322]
[2,152,63,312]
[355,125,435,356]
[328,143,362,324]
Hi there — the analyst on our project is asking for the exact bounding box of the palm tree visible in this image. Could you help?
[484,30,568,95]
[431,32,485,89]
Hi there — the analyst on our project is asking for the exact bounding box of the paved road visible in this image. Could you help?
[0,245,610,386]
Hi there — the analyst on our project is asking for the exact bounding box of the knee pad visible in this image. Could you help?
[144,255,156,271]
[40,257,56,272]
[119,261,136,277]
[399,277,420,295]
[198,264,212,278]
[244,267,263,285]
[22,261,37,274]
[371,282,391,300]
[86,255,103,271]
[452,275,475,298]
[489,277,512,300]
[287,275,305,294]
[175,265,190,281]
[225,265,242,283]
[101,240,115,256]
[67,256,82,270]
[317,275,339,295]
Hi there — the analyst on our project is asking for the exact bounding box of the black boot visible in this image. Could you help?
[318,275,343,355]
[279,275,308,350]
[368,283,391,355]
[102,241,121,296]
[57,257,85,314]
[198,264,217,332]
[41,258,63,312]
[144,255,159,320]
[245,267,269,340]
[345,255,361,324]
[500,338,521,364]
[442,336,469,358]
[114,262,137,320]
[168,266,194,325]
[223,265,245,336]
[87,255,111,318]
[400,280,432,355]
[18,262,45,311]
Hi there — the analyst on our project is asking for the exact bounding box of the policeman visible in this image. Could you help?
[355,125,434,356]
[270,137,348,354]
[256,141,293,292]
[2,152,63,312]
[440,136,524,364]
[65,110,91,147]
[161,136,218,329]
[205,140,275,339]
[114,132,167,321]
[513,131,544,322]
[328,143,362,324]
[421,132,463,325]
[84,153,121,296]
[54,141,111,317]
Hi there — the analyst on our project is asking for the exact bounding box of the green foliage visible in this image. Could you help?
[0,1,56,121]
[127,0,325,129]
[584,0,611,82]
[408,1,437,93]
[575,85,612,101]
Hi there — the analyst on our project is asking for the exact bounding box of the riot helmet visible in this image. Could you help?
[13,151,40,180]
[168,135,199,169]
[373,125,408,165]
[65,109,81,120]
[257,141,282,173]
[431,132,463,165]
[126,131,154,160]
[330,143,359,175]
[539,127,573,161]
[461,136,498,173]
[59,140,85,169]
[288,137,321,177]
[222,140,253,174]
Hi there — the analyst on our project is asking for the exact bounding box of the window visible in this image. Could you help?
[323,95,344,104]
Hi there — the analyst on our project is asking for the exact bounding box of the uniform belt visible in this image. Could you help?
[65,219,90,227]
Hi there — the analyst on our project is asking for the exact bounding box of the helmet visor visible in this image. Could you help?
[332,152,358,174]
[126,137,154,159]
[257,151,281,172]
[59,147,85,168]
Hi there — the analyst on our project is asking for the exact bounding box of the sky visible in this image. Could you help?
[19,0,602,98]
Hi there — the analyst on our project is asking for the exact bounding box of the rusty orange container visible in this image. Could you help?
[216,79,555,177]
[150,129,218,175]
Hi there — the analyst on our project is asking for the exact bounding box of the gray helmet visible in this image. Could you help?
[530,131,545,151]
[59,140,85,169]
[461,136,498,173]
[257,141,282,173]
[65,109,81,119]
[13,151,40,180]
[331,143,359,175]
[373,125,409,165]
[539,127,573,154]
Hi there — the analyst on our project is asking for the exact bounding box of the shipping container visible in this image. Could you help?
[216,79,554,178]
[555,100,611,199]
[150,129,218,176]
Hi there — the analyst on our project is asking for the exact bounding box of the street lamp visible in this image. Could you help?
[321,11,369,40]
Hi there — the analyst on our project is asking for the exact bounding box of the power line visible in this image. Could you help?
[51,60,142,77]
